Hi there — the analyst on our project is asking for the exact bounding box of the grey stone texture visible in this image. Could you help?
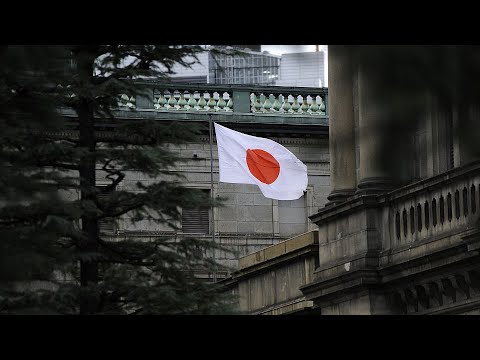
[224,47,480,315]
[111,134,330,272]
[224,231,319,314]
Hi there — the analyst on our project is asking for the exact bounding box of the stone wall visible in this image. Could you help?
[223,230,319,314]
[98,134,330,273]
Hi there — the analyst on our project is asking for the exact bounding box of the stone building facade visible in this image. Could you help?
[76,82,331,280]
[225,46,480,315]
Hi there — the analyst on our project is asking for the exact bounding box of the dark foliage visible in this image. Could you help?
[0,45,237,314]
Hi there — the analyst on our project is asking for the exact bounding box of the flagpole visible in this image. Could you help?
[208,113,217,283]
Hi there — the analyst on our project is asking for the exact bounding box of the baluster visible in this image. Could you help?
[300,96,309,113]
[254,93,262,113]
[217,92,227,112]
[177,92,187,110]
[319,97,326,114]
[226,93,233,112]
[263,94,273,113]
[118,94,125,107]
[173,91,181,110]
[184,92,191,110]
[196,93,207,111]
[157,92,167,110]
[291,95,300,113]
[128,96,136,108]
[163,91,171,110]
[207,92,217,111]
[187,91,198,110]
[167,93,177,110]
[120,94,129,107]
[269,94,276,112]
[309,96,319,114]
[282,94,292,113]
[272,94,282,112]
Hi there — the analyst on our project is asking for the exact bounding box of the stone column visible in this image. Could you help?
[327,46,357,204]
[454,104,480,168]
[356,62,395,193]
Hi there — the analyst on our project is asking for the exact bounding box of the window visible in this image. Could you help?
[181,189,210,234]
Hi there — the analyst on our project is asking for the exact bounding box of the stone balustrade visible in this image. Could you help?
[250,93,326,115]
[386,162,480,250]
[153,89,234,112]
[117,94,136,109]
[116,82,328,116]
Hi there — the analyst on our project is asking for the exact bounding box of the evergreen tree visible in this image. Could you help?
[0,45,236,314]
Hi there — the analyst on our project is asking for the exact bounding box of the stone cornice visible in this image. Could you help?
[300,230,480,305]
[57,108,329,139]
[300,268,381,302]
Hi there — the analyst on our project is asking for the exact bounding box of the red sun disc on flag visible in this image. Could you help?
[246,149,280,184]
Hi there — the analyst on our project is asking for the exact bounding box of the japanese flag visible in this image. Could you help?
[214,122,308,200]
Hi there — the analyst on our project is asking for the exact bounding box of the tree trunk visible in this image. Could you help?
[76,50,99,314]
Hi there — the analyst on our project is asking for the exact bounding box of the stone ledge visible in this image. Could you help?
[238,230,319,270]
[253,298,314,315]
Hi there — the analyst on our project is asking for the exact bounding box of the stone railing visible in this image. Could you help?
[117,82,328,116]
[250,93,325,115]
[386,162,480,249]
[153,88,234,112]
[117,94,136,109]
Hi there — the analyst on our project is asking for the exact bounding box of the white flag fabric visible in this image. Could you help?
[214,122,308,200]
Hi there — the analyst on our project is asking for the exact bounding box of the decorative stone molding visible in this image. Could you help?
[388,268,480,314]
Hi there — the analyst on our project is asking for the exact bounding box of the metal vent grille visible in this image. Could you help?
[181,207,210,234]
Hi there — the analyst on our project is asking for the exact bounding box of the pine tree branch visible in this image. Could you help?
[98,239,155,266]
[37,162,79,171]
[0,219,28,226]
[101,258,154,266]
[99,200,145,219]
[129,307,144,315]
[96,134,156,146]
[100,158,125,193]
[43,136,79,146]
